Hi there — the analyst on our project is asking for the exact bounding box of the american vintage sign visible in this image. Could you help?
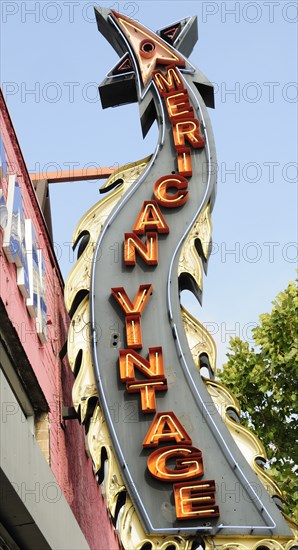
[65,6,293,545]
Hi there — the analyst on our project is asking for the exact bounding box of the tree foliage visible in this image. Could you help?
[219,279,298,521]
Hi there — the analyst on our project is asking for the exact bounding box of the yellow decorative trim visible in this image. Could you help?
[178,203,212,297]
[87,403,126,518]
[181,305,217,375]
[204,379,284,500]
[67,295,97,423]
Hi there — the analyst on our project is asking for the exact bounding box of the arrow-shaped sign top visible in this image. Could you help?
[94,7,208,107]
[110,10,185,86]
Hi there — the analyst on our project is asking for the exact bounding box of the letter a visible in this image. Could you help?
[143,411,192,448]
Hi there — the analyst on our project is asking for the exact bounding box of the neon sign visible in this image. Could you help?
[65,7,294,547]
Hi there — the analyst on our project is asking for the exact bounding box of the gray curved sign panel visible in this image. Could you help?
[91,6,291,537]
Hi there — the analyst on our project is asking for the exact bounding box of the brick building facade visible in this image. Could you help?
[0,89,119,550]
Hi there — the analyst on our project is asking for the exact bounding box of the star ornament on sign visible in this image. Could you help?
[95,7,215,109]
[111,10,185,85]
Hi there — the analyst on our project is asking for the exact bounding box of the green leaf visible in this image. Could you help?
[218,277,298,521]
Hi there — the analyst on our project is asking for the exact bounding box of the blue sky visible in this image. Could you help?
[1,1,297,368]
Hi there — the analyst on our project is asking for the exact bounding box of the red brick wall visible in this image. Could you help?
[0,91,119,550]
